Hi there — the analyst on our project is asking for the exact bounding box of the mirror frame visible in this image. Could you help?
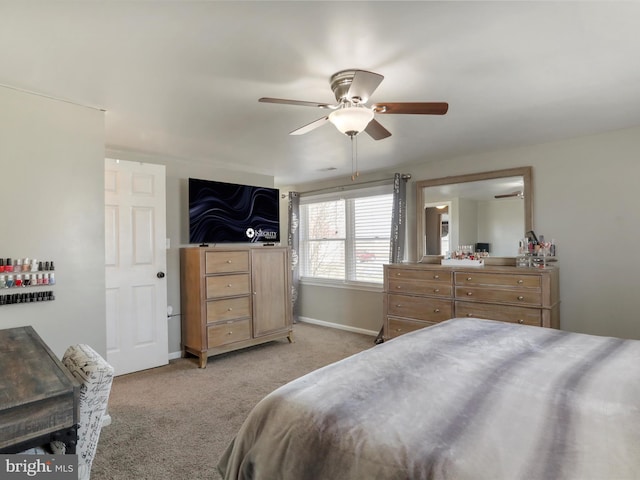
[415,167,533,261]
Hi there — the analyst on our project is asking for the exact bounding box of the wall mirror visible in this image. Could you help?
[416,167,532,261]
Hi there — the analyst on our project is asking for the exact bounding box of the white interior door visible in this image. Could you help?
[105,158,168,375]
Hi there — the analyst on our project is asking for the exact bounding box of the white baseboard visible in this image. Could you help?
[168,351,182,361]
[298,316,378,337]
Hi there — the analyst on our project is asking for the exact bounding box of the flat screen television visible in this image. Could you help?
[189,178,280,244]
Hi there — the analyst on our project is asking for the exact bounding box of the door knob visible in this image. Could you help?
[157,272,165,278]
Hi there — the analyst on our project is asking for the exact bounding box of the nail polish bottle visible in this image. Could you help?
[48,273,55,285]
[15,274,22,287]
[36,273,42,285]
[0,275,5,288]
[44,261,50,271]
[31,259,38,272]
[6,275,14,288]
[0,258,4,273]
[38,261,43,271]
[49,261,55,271]
[6,259,13,273]
[16,259,22,272]
[23,274,31,286]
[22,259,30,272]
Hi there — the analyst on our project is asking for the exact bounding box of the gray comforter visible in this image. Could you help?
[218,318,640,480]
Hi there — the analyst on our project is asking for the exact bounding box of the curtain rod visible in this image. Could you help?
[300,173,411,197]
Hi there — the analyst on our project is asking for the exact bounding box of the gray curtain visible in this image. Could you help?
[376,173,410,344]
[287,192,300,323]
[389,173,409,264]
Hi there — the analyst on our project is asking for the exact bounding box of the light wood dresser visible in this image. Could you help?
[181,246,293,367]
[383,263,559,340]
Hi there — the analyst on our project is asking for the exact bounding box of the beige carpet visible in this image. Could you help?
[91,322,374,480]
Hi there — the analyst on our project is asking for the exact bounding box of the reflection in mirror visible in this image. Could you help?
[416,167,532,261]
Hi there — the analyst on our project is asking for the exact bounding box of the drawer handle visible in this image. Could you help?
[518,319,524,324]
[395,328,403,332]
[466,313,473,317]
[395,304,403,307]
[517,279,524,284]
[517,296,524,301]
[227,307,233,311]
[396,285,402,289]
[466,292,473,296]
[433,275,440,279]
[395,272,401,276]
[466,277,472,281]
[227,284,232,287]
[433,288,440,293]
[226,260,232,264]
[227,331,233,335]
[434,308,440,313]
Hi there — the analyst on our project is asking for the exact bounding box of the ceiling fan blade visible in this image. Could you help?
[373,102,449,115]
[495,191,522,199]
[259,97,334,109]
[347,70,384,103]
[289,116,329,135]
[364,119,392,140]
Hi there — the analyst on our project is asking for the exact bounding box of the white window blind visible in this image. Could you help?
[299,184,393,285]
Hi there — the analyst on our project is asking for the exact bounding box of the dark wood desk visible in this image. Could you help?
[0,326,79,453]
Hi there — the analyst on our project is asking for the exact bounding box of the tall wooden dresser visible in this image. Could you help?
[180,246,293,367]
[383,263,559,340]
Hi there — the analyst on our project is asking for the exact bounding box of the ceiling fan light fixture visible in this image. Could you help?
[328,106,374,136]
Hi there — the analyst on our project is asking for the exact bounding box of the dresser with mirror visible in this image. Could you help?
[383,167,560,340]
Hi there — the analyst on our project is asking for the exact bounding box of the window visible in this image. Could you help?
[299,185,393,285]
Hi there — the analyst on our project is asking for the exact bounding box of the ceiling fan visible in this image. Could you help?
[259,69,449,139]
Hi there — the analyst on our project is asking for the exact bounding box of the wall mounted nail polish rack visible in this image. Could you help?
[0,291,55,305]
[0,257,56,306]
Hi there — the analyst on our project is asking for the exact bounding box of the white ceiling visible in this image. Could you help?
[2,1,640,186]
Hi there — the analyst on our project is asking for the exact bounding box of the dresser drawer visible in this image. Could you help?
[387,268,452,283]
[455,286,541,306]
[386,317,436,339]
[207,319,251,347]
[206,273,250,299]
[387,294,453,322]
[388,279,452,297]
[455,271,540,288]
[455,301,542,326]
[206,296,251,323]
[205,251,249,274]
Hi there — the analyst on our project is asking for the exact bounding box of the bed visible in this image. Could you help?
[217,318,640,480]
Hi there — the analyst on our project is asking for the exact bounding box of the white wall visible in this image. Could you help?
[477,198,523,256]
[291,125,640,341]
[0,87,106,357]
[457,198,478,249]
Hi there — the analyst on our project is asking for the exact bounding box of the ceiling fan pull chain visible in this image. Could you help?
[351,134,359,181]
